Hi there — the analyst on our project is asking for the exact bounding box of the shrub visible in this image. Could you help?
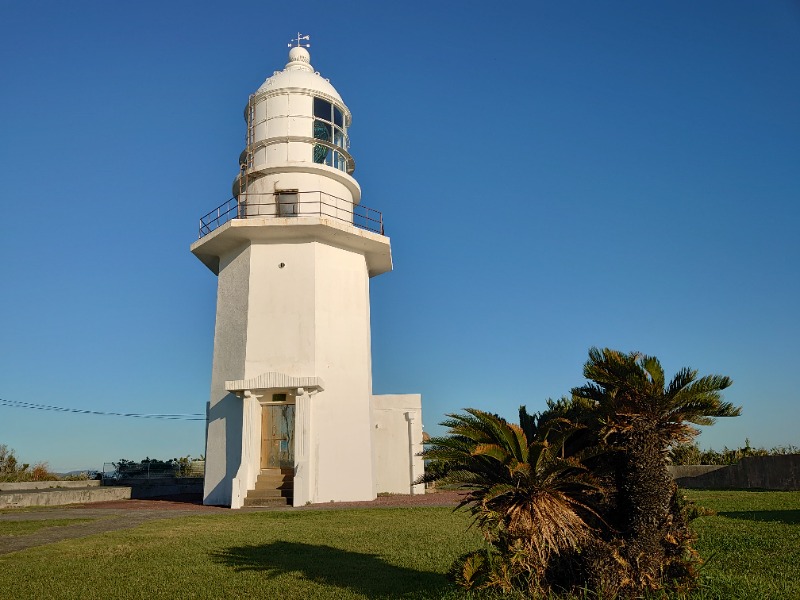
[111,455,202,479]
[419,409,606,596]
[30,462,58,481]
[422,347,740,598]
[670,439,799,465]
[0,445,58,482]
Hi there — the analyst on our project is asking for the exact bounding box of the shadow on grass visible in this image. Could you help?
[718,510,800,524]
[211,541,451,598]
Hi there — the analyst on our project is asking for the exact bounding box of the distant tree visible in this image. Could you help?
[0,444,26,480]
[0,444,58,482]
[669,441,703,465]
[671,439,799,465]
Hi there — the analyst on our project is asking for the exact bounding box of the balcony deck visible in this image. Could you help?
[198,191,383,240]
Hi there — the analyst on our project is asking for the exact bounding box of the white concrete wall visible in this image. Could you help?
[371,394,425,495]
[231,392,261,509]
[244,240,376,502]
[243,173,357,220]
[244,243,317,376]
[311,242,375,502]
[205,238,377,506]
[203,245,250,506]
[293,390,313,506]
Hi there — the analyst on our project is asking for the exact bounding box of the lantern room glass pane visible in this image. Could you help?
[313,120,331,142]
[314,97,331,120]
[313,144,329,164]
[311,96,348,172]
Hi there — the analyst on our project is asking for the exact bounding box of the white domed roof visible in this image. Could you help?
[256,47,343,103]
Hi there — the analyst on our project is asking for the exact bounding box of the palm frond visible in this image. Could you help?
[641,354,665,391]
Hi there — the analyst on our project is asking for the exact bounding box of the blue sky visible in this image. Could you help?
[1,1,798,471]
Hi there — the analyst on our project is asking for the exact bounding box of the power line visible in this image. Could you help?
[0,398,205,421]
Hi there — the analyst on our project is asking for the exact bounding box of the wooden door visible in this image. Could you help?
[260,404,295,469]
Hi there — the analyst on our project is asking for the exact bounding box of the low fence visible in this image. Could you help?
[101,460,205,499]
[669,454,800,491]
[102,460,204,482]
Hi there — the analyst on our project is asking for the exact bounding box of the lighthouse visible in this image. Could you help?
[191,37,424,508]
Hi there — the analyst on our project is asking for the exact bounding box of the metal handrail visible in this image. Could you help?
[197,191,384,239]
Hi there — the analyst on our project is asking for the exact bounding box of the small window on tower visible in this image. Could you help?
[276,190,298,217]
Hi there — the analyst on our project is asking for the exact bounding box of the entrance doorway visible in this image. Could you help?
[260,397,295,470]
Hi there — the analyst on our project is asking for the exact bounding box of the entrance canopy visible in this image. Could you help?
[225,371,325,395]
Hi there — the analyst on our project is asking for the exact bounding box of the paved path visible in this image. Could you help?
[0,492,463,556]
[0,498,226,556]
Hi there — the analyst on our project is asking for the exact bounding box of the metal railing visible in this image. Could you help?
[197,191,384,239]
[102,460,205,482]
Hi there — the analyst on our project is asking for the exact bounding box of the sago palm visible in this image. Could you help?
[419,408,604,593]
[571,347,740,593]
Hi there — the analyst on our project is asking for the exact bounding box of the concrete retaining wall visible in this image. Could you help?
[0,485,131,508]
[104,477,204,499]
[669,455,800,490]
[0,480,101,491]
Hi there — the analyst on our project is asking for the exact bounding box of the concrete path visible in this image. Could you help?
[0,500,224,556]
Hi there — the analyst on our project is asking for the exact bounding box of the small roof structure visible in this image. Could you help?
[225,371,325,394]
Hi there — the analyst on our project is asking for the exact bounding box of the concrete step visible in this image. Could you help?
[243,495,292,507]
[258,469,294,480]
[255,475,292,484]
[247,489,293,499]
[246,469,294,507]
[255,475,293,486]
[254,476,293,485]
[253,484,293,494]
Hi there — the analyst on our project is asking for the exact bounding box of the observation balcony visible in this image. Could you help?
[197,191,384,240]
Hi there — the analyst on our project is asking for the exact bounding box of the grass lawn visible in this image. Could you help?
[0,491,797,599]
[684,490,800,600]
[0,507,481,600]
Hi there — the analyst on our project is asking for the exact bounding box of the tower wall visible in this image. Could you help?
[309,242,375,501]
[242,173,356,222]
[203,245,251,506]
[203,237,377,505]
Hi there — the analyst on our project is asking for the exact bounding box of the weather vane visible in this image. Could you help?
[289,33,311,48]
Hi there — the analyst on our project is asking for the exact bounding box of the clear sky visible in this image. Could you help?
[1,1,798,471]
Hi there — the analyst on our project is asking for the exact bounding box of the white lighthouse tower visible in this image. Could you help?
[192,37,423,508]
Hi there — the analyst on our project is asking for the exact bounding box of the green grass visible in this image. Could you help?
[0,518,93,536]
[0,507,482,600]
[684,490,800,600]
[0,491,797,599]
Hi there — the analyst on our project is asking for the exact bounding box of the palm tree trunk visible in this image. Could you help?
[614,418,672,590]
